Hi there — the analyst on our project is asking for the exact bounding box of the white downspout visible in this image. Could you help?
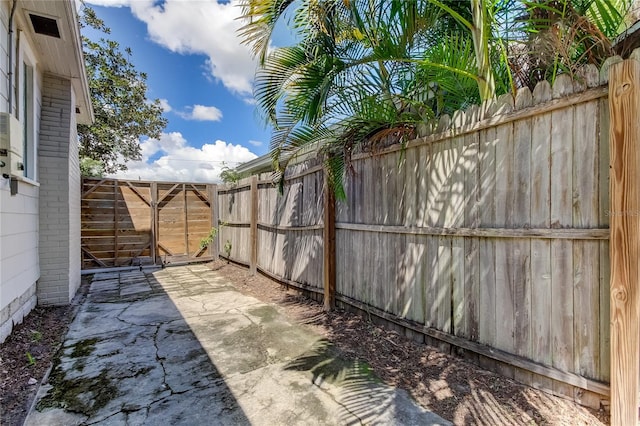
[7,0,18,115]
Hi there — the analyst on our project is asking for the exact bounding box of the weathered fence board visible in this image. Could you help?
[608,55,640,426]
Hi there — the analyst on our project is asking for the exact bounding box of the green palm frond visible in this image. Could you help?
[238,0,298,62]
[241,0,632,197]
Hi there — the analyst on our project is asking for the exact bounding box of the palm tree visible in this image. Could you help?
[516,0,632,87]
[239,0,632,195]
[240,0,479,193]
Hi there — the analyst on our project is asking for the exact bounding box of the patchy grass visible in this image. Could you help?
[36,364,118,416]
[69,338,99,358]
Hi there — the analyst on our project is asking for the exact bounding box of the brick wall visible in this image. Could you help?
[68,88,81,297]
[38,75,78,305]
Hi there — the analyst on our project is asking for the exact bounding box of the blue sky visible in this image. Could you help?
[83,0,289,182]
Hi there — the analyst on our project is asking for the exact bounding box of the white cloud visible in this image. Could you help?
[248,140,263,147]
[158,98,172,112]
[178,105,223,122]
[110,132,257,183]
[83,0,130,6]
[87,0,261,98]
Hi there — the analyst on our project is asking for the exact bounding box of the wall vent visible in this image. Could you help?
[29,14,61,38]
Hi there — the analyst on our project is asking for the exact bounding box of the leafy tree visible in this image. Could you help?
[219,162,242,184]
[78,6,167,176]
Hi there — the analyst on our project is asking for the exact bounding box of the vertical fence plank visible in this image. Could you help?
[437,235,452,337]
[494,95,515,374]
[464,130,480,342]
[426,235,439,329]
[550,75,575,399]
[323,171,336,310]
[530,81,552,392]
[514,88,533,387]
[209,184,219,259]
[404,147,419,325]
[479,119,497,359]
[183,184,189,256]
[609,58,640,426]
[249,176,258,275]
[114,180,119,264]
[451,131,466,338]
[599,96,611,383]
[416,144,429,228]
[151,182,158,264]
[573,97,600,384]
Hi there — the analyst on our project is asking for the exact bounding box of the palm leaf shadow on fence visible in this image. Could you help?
[218,64,612,410]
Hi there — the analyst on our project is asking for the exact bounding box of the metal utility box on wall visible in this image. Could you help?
[0,113,24,178]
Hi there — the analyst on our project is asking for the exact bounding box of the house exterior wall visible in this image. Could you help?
[0,182,39,342]
[0,1,40,342]
[38,75,79,305]
[0,0,86,341]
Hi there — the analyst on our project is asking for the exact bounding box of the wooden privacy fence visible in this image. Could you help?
[81,178,218,269]
[217,160,325,291]
[218,58,640,417]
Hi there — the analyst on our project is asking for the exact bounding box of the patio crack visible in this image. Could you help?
[152,324,174,395]
[310,381,365,425]
[226,364,271,399]
[124,407,150,426]
[82,410,120,425]
[186,295,207,313]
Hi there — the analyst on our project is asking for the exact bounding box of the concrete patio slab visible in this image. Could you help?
[24,264,451,425]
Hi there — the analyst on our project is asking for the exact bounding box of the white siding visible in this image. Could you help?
[0,182,39,342]
[0,0,40,342]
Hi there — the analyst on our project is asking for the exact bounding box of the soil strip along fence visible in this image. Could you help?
[81,178,218,269]
[217,56,640,421]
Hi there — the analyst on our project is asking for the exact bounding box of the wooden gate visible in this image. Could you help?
[155,182,216,264]
[81,177,217,269]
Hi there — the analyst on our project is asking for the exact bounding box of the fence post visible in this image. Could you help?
[323,171,336,311]
[150,182,158,265]
[609,56,640,426]
[249,176,258,275]
[209,184,219,259]
[114,180,119,264]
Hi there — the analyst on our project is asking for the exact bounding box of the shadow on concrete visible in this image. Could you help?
[285,338,448,425]
[25,268,250,425]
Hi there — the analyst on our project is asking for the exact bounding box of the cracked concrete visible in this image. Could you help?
[24,265,450,426]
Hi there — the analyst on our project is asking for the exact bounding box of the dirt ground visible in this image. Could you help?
[1,262,609,426]
[0,305,74,426]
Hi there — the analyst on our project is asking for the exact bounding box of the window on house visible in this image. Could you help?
[21,62,35,180]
